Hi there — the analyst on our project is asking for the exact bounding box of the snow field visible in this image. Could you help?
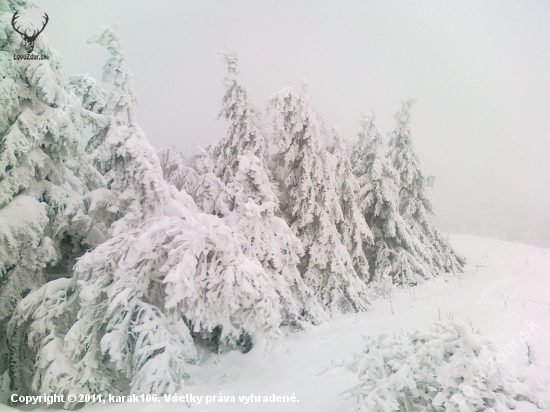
[42,234,545,412]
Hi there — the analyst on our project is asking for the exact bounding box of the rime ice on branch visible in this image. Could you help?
[268,87,372,313]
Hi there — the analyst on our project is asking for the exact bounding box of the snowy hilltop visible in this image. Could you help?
[0,1,547,411]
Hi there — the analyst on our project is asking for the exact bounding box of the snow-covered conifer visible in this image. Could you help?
[268,87,371,313]
[387,100,466,275]
[211,50,267,181]
[81,24,137,158]
[157,147,200,194]
[80,26,176,236]
[87,25,138,122]
[8,211,286,405]
[206,52,326,325]
[345,321,545,411]
[7,117,278,408]
[228,150,327,326]
[329,129,373,281]
[0,3,106,388]
[352,115,433,285]
[68,74,107,115]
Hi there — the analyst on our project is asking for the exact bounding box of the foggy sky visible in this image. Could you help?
[30,0,550,247]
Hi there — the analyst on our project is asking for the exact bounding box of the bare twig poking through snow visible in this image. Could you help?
[315,359,345,377]
[434,322,456,334]
[409,287,417,301]
[474,254,489,273]
[527,343,533,364]
[475,263,488,272]
[467,318,480,334]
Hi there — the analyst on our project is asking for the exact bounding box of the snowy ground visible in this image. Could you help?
[2,234,549,412]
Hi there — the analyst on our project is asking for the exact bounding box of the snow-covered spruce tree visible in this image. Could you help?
[201,51,326,326]
[352,115,433,286]
[345,320,545,411]
[88,24,138,122]
[387,100,465,277]
[8,211,286,406]
[157,147,200,195]
[81,25,174,236]
[329,129,373,282]
[268,86,371,313]
[0,2,107,391]
[229,151,327,326]
[210,49,267,181]
[72,25,135,153]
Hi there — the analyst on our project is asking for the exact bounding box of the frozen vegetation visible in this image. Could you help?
[0,1,547,411]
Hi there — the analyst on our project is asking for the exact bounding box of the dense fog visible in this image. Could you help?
[32,0,550,247]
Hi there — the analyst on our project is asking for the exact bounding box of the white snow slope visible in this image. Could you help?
[2,234,549,412]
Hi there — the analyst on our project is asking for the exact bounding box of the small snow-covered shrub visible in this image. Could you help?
[345,320,544,411]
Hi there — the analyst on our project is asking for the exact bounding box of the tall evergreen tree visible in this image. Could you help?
[205,51,326,326]
[268,87,371,313]
[352,115,432,286]
[387,100,465,276]
[0,2,105,390]
[329,129,373,282]
[210,50,266,182]
[81,25,173,236]
[89,24,138,122]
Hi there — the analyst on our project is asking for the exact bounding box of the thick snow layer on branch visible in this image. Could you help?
[345,320,546,411]
[268,87,373,313]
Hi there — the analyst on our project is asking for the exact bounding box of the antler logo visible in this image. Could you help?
[11,11,49,54]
